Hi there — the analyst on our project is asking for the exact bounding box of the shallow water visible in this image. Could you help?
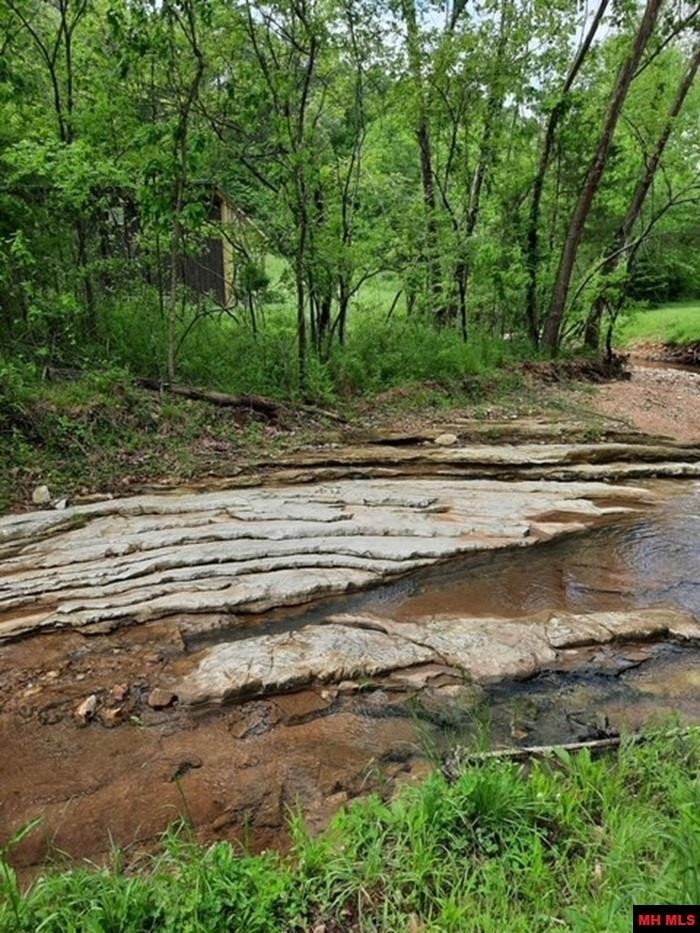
[350,480,700,752]
[362,480,700,624]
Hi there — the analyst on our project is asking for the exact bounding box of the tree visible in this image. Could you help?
[583,41,700,349]
[399,0,443,318]
[542,0,664,353]
[524,0,610,346]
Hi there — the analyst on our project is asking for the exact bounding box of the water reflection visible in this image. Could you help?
[365,481,700,622]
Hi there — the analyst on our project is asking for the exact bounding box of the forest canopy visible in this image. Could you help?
[0,0,698,396]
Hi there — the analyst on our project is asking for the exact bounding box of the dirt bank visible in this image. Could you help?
[580,363,700,443]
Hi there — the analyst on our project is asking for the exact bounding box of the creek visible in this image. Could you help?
[2,471,699,872]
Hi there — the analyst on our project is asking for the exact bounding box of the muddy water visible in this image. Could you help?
[364,480,700,750]
[3,481,700,874]
[362,479,700,622]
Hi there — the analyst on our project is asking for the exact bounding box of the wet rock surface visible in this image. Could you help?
[175,608,699,707]
[0,472,662,641]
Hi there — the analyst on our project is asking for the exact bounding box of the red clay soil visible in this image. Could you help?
[0,619,431,880]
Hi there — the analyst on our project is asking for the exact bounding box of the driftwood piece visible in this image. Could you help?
[442,726,700,782]
[448,735,621,767]
[442,726,700,781]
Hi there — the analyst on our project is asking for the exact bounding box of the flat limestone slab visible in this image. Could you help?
[0,478,656,641]
[174,608,700,707]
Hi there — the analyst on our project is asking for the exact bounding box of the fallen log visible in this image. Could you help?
[43,367,346,423]
[136,378,282,419]
[139,380,347,424]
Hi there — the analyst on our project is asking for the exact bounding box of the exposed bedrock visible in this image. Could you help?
[174,608,700,708]
[0,472,663,641]
[133,440,700,492]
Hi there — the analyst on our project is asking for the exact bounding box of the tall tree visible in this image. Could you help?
[166,0,206,380]
[400,0,443,317]
[583,41,700,348]
[524,0,610,346]
[542,0,664,353]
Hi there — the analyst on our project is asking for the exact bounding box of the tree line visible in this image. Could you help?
[1,0,698,389]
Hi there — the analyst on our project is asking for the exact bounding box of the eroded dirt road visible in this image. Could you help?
[583,363,700,443]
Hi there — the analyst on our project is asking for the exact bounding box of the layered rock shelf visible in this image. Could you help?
[175,609,700,707]
[2,439,699,873]
[134,440,700,492]
[0,473,660,641]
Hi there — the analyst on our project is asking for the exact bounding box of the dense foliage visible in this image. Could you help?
[0,0,698,393]
[2,729,699,931]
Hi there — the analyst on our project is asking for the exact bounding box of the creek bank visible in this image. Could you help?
[629,340,700,367]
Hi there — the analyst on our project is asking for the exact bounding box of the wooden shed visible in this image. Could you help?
[180,187,237,307]
[103,184,244,308]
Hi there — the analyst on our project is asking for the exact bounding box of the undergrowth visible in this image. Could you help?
[1,729,699,932]
[0,325,533,512]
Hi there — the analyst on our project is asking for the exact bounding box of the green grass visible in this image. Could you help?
[91,293,526,403]
[2,729,699,932]
[618,300,700,346]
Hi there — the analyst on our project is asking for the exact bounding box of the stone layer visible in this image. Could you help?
[175,608,700,707]
[0,476,656,641]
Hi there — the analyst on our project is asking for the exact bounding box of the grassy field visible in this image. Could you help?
[618,301,700,346]
[2,729,699,932]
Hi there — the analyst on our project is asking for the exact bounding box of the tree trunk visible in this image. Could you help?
[295,215,308,392]
[75,216,95,335]
[168,207,182,382]
[542,0,663,354]
[583,41,700,349]
[401,0,443,317]
[337,284,350,345]
[165,14,205,382]
[451,0,510,333]
[524,0,609,346]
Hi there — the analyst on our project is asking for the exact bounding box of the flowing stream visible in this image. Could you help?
[357,480,700,750]
[366,479,700,622]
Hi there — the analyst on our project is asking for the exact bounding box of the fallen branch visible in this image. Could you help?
[139,380,347,424]
[442,726,700,781]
